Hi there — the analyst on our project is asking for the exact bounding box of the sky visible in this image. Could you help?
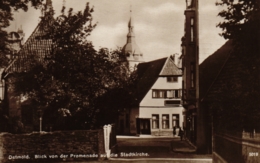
[8,0,227,63]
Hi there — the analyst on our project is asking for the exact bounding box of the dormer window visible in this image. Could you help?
[167,77,178,82]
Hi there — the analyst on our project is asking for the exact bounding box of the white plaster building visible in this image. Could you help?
[128,56,184,136]
[118,12,184,136]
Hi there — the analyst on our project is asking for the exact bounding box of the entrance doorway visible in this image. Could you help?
[136,118,151,135]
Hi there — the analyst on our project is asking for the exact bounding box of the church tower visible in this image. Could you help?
[181,0,206,153]
[6,28,24,59]
[122,11,144,71]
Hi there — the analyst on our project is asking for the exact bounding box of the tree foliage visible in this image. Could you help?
[216,0,260,38]
[0,0,44,67]
[213,0,260,132]
[14,4,135,131]
[216,0,260,54]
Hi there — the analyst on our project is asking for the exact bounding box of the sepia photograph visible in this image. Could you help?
[0,0,259,162]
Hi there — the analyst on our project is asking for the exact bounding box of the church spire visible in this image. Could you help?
[127,6,134,42]
[128,5,133,28]
[122,7,144,71]
[63,0,66,7]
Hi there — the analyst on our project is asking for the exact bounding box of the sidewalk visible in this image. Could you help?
[171,138,197,153]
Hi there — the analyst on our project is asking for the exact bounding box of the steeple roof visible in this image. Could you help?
[122,11,143,62]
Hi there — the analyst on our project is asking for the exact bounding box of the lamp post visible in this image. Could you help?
[37,109,43,132]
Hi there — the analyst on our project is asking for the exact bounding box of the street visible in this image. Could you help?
[106,136,213,162]
[58,136,212,163]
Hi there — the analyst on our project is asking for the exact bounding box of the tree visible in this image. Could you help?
[0,0,44,67]
[14,3,134,131]
[214,0,260,132]
[216,0,260,54]
[95,49,138,126]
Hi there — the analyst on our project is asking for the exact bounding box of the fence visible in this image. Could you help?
[213,131,260,163]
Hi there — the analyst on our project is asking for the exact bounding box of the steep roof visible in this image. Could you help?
[3,6,54,77]
[4,21,53,76]
[160,57,182,76]
[203,43,260,101]
[136,57,182,103]
[199,40,233,100]
[200,38,260,132]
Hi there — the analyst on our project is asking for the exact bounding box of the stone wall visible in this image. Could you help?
[0,130,106,163]
[213,132,260,163]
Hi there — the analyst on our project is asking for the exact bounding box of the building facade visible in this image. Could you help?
[180,0,207,152]
[127,56,184,136]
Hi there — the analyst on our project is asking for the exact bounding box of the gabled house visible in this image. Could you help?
[117,14,184,136]
[127,56,184,136]
[1,0,54,132]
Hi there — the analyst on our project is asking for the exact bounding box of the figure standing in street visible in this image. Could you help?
[173,126,176,137]
[179,127,184,141]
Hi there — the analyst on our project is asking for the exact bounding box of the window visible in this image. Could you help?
[191,27,194,42]
[162,115,169,129]
[175,90,179,98]
[191,72,194,87]
[152,114,159,129]
[153,89,182,98]
[190,18,194,42]
[152,90,166,98]
[167,77,178,82]
[191,18,194,26]
[167,90,174,98]
[190,63,195,88]
[172,114,180,128]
